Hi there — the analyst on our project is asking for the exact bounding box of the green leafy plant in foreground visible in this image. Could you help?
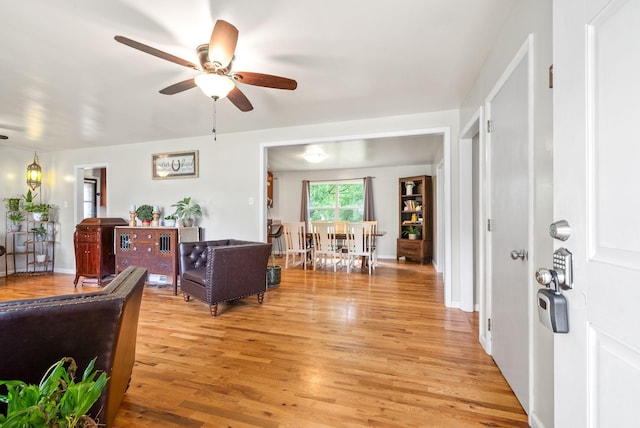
[0,357,109,427]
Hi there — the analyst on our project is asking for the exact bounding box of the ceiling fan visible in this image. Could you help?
[114,20,297,112]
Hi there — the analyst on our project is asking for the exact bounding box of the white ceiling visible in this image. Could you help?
[0,0,515,170]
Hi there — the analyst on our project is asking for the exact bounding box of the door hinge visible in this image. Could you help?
[488,318,492,331]
[487,120,492,133]
[487,219,493,232]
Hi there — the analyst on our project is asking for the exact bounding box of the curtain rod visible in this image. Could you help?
[305,177,374,183]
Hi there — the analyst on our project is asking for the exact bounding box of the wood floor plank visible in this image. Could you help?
[0,260,527,427]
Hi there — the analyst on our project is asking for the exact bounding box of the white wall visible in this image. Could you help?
[271,164,434,259]
[41,111,459,279]
[459,1,554,427]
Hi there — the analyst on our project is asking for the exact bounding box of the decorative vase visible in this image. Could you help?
[182,218,194,227]
[32,212,43,221]
[9,224,21,232]
[36,254,46,263]
[141,220,151,227]
[408,234,417,240]
[406,186,414,195]
[164,219,176,227]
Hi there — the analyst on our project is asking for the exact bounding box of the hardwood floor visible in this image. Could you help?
[0,260,527,427]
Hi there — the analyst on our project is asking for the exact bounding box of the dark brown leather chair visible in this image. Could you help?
[0,266,147,427]
[179,239,272,316]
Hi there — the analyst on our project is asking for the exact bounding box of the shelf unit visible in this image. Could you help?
[397,175,433,264]
[5,211,55,275]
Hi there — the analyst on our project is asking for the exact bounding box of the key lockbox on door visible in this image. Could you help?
[535,247,573,333]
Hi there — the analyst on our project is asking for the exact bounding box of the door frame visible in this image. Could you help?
[460,107,487,326]
[260,127,453,305]
[484,35,535,413]
[73,163,109,225]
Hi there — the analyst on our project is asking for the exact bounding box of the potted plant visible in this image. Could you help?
[20,190,37,211]
[30,224,48,262]
[26,203,51,221]
[8,211,25,232]
[0,357,108,427]
[163,214,177,227]
[171,197,202,227]
[30,224,47,241]
[402,225,420,240]
[4,197,21,212]
[266,254,281,288]
[405,180,415,196]
[135,204,154,226]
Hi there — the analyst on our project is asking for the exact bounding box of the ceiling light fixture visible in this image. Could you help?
[303,151,328,164]
[194,73,235,100]
[26,152,42,190]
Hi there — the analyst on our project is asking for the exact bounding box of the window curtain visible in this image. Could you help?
[300,180,310,230]
[363,176,375,221]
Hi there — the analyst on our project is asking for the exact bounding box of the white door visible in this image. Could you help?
[553,0,640,426]
[488,44,530,412]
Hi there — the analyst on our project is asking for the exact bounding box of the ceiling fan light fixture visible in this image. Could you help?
[195,73,235,100]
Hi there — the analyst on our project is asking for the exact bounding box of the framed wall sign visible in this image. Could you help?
[152,150,199,179]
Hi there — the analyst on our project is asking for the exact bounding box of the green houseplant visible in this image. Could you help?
[171,197,202,227]
[30,224,47,241]
[8,211,25,232]
[135,204,154,226]
[402,225,420,240]
[4,197,21,212]
[163,214,177,227]
[26,203,51,221]
[0,357,108,428]
[20,190,37,211]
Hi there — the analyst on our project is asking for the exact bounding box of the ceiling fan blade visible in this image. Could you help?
[114,35,199,70]
[159,78,197,95]
[233,72,297,90]
[208,20,238,68]
[227,86,253,112]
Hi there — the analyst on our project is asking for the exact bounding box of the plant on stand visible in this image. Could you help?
[8,211,25,232]
[25,203,51,221]
[171,197,202,227]
[31,224,48,263]
[20,190,37,211]
[135,205,154,226]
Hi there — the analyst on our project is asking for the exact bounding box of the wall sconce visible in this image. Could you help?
[26,152,42,190]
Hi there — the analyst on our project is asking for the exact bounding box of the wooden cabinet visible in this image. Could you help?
[397,175,433,263]
[115,227,179,295]
[74,217,127,285]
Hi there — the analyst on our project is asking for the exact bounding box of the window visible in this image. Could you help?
[309,181,364,222]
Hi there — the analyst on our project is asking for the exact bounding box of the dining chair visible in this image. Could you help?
[346,222,376,275]
[311,222,341,271]
[283,222,312,269]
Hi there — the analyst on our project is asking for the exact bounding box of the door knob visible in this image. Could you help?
[510,249,528,260]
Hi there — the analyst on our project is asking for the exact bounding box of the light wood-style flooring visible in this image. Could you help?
[0,260,527,427]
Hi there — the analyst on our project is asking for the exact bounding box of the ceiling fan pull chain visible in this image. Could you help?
[212,99,217,141]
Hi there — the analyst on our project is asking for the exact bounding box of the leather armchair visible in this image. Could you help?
[179,239,272,316]
[0,266,147,427]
